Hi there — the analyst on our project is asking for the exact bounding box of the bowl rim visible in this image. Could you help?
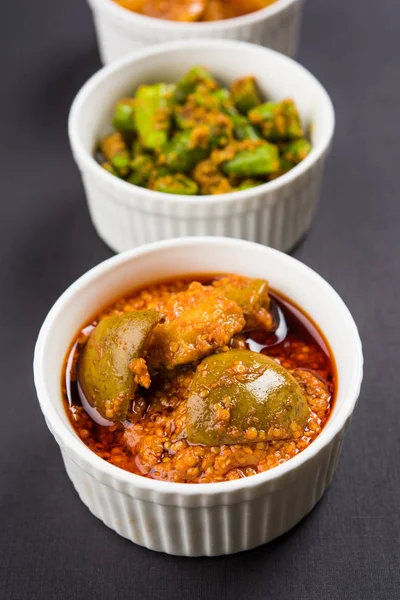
[68,38,335,206]
[88,0,301,31]
[33,237,363,498]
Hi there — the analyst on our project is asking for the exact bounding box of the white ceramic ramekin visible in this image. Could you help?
[87,0,304,64]
[34,237,363,556]
[69,40,335,253]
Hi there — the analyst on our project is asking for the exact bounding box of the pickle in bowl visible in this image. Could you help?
[95,66,312,196]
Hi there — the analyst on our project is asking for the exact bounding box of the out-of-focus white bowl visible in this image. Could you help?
[69,40,335,253]
[87,0,304,64]
[34,237,363,556]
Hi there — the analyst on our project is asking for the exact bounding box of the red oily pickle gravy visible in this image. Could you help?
[62,274,336,483]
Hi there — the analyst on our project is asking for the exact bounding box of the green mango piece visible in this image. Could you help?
[214,276,275,331]
[187,350,309,446]
[147,283,245,370]
[78,310,161,421]
[213,276,270,329]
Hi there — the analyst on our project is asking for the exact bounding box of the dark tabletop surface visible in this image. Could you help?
[1,0,399,598]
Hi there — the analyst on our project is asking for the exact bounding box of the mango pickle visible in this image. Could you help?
[78,310,161,421]
[147,282,245,369]
[65,273,335,483]
[186,350,309,445]
[213,275,273,330]
[113,0,279,22]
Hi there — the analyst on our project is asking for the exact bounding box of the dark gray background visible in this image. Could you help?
[1,0,399,598]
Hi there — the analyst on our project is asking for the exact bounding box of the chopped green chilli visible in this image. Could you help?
[95,67,311,195]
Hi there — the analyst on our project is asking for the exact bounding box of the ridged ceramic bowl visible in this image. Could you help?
[87,0,304,64]
[69,40,335,253]
[34,237,363,556]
